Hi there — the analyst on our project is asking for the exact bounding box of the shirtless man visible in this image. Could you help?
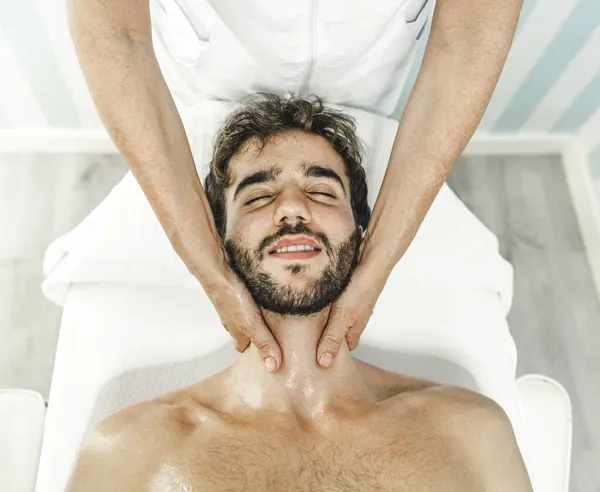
[66,94,532,492]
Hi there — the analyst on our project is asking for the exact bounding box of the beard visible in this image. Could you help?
[224,222,361,317]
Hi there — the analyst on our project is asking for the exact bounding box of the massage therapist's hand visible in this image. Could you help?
[316,243,389,368]
[205,266,282,373]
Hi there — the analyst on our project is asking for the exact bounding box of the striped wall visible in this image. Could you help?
[395,0,600,199]
[1,0,600,198]
[0,0,102,130]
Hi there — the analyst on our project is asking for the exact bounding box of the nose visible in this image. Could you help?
[273,186,312,227]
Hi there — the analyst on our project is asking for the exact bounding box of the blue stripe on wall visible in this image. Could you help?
[514,0,541,38]
[391,0,536,123]
[390,20,432,121]
[552,68,600,132]
[0,1,80,128]
[589,143,600,179]
[493,0,600,133]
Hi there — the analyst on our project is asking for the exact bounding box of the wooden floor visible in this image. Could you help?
[0,153,128,395]
[0,153,598,491]
[447,155,600,492]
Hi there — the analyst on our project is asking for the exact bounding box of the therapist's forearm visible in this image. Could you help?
[366,0,523,270]
[68,0,227,286]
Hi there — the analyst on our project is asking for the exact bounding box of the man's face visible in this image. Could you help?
[223,130,362,316]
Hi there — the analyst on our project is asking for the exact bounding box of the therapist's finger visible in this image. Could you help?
[316,260,381,367]
[243,318,282,372]
[317,301,359,368]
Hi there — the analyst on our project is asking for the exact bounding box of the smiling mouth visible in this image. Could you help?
[269,249,322,260]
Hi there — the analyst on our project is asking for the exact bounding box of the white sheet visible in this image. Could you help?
[35,283,532,492]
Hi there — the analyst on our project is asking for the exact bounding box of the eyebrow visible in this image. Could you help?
[232,162,347,202]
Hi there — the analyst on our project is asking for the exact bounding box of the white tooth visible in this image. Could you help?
[274,244,317,253]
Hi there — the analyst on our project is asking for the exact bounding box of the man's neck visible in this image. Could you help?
[220,307,377,421]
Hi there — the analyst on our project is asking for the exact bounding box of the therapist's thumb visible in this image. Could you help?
[317,312,350,368]
[238,301,281,373]
[249,324,282,373]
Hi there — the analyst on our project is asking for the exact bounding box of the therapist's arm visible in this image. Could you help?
[317,0,524,362]
[68,0,284,369]
[367,0,524,268]
[67,0,224,278]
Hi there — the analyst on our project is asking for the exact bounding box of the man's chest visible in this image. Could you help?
[161,416,480,492]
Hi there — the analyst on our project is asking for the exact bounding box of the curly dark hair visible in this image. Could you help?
[203,92,371,238]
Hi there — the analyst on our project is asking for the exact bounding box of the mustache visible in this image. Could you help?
[259,223,331,254]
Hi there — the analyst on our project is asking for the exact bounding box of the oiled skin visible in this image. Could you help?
[66,359,533,492]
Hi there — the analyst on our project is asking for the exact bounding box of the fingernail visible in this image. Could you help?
[265,357,277,372]
[319,353,333,368]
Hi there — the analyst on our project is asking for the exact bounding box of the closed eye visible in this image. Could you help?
[245,192,335,205]
[245,195,273,205]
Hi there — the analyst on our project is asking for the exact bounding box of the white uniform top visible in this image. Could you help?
[149,0,434,117]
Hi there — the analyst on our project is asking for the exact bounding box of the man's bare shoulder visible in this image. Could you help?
[65,393,204,492]
[86,390,211,449]
[357,356,505,417]
[397,382,507,415]
[98,392,191,431]
[394,384,533,491]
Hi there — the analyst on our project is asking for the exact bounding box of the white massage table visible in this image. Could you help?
[2,284,571,492]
